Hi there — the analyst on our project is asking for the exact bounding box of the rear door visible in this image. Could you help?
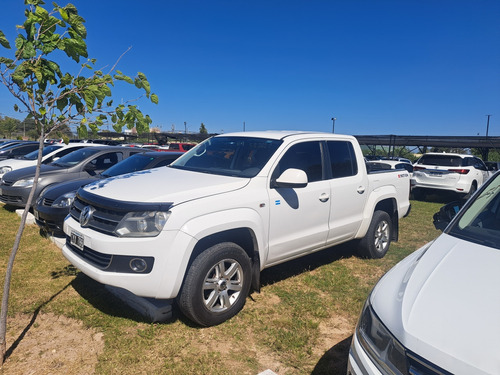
[325,140,369,244]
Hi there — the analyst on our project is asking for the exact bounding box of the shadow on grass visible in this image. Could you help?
[70,273,155,323]
[311,335,352,375]
[260,241,358,287]
[5,281,72,361]
[62,241,360,326]
[412,190,463,204]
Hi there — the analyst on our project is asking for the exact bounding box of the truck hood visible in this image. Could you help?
[372,234,500,374]
[82,166,250,204]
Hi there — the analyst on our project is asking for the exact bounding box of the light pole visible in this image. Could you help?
[486,115,492,137]
[331,117,336,133]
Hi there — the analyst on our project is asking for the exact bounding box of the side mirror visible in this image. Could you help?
[273,168,308,188]
[433,200,464,231]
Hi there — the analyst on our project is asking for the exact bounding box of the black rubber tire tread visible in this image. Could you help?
[357,210,392,259]
[177,242,252,327]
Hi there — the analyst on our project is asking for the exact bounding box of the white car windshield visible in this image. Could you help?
[448,173,500,249]
[170,136,282,177]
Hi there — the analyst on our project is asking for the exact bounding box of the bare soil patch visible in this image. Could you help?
[2,312,104,375]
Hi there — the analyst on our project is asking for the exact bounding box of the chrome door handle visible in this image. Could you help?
[357,186,366,194]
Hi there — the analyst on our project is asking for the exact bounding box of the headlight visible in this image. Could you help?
[52,191,77,208]
[357,298,408,375]
[0,166,12,175]
[114,211,170,237]
[12,177,36,188]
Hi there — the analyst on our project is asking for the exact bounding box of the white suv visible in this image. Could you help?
[411,153,488,199]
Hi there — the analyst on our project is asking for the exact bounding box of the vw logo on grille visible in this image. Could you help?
[80,206,95,227]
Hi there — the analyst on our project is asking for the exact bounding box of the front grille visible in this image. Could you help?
[0,194,22,204]
[1,179,14,187]
[65,236,113,269]
[70,195,125,235]
[407,352,452,375]
[42,197,55,206]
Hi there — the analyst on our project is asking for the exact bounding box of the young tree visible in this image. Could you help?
[0,0,158,363]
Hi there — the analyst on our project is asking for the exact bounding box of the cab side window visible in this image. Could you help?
[327,141,358,178]
[273,141,323,183]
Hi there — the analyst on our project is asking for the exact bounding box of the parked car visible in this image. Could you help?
[0,142,100,178]
[165,142,196,152]
[348,170,500,375]
[62,131,410,326]
[411,152,489,199]
[34,151,182,234]
[0,139,19,148]
[0,141,39,160]
[0,146,142,208]
[381,156,412,164]
[485,160,500,174]
[366,160,413,174]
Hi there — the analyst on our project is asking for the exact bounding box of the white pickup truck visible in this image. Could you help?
[62,131,411,326]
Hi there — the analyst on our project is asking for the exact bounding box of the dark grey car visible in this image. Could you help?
[34,151,182,234]
[0,146,143,208]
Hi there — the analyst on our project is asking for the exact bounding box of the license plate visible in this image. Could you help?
[70,231,84,251]
[429,171,443,176]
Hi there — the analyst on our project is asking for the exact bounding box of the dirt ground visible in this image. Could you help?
[1,312,104,375]
[0,310,352,375]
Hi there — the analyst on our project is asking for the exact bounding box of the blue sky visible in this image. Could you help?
[0,1,499,136]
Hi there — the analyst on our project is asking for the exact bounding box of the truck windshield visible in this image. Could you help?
[448,173,500,249]
[170,136,282,177]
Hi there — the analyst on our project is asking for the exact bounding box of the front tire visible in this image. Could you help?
[177,242,252,326]
[357,210,392,259]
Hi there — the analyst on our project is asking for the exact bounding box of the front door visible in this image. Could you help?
[267,141,330,265]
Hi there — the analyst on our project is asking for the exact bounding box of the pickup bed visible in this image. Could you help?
[62,131,411,326]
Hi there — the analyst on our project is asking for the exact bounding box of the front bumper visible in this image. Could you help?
[0,185,30,207]
[348,331,383,375]
[33,200,69,234]
[62,216,196,299]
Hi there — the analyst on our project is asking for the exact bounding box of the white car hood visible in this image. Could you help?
[0,158,35,170]
[372,233,500,374]
[82,166,250,204]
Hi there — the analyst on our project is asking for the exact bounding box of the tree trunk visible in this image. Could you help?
[0,133,45,364]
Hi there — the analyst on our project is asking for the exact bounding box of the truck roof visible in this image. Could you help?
[217,130,354,141]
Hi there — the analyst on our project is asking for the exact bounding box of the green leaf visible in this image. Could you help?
[35,5,49,19]
[14,104,19,112]
[151,93,159,105]
[0,57,14,66]
[58,8,69,22]
[62,37,88,62]
[56,97,68,112]
[114,74,134,84]
[0,30,11,49]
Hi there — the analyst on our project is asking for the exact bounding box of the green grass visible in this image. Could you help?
[0,200,444,374]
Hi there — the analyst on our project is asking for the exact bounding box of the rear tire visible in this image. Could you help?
[357,210,392,259]
[465,182,477,199]
[177,242,252,326]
